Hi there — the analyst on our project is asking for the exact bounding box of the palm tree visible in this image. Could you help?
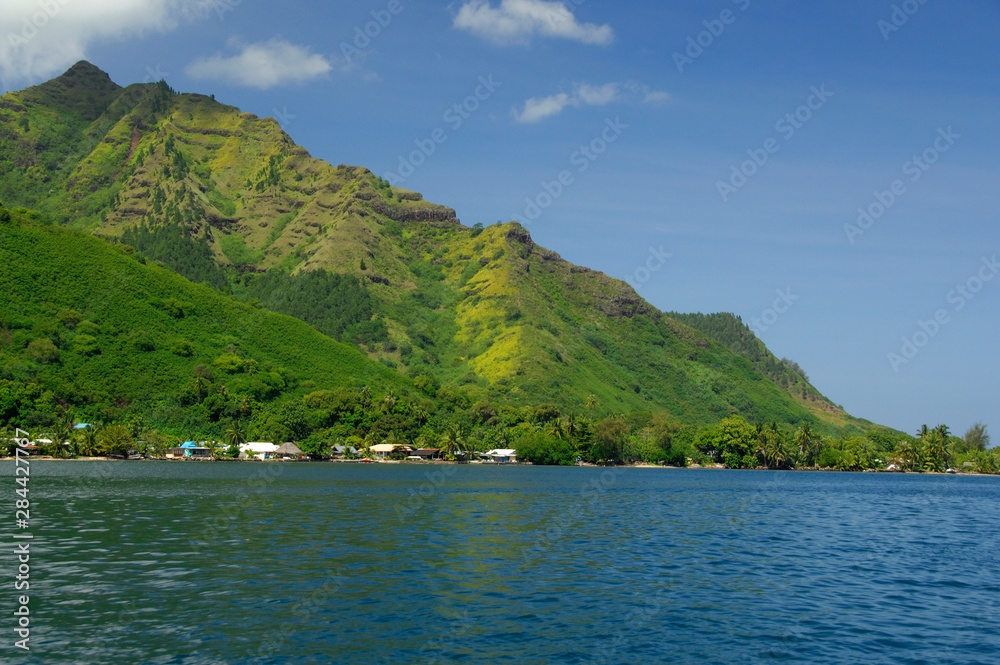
[362,431,378,458]
[359,386,372,411]
[795,422,816,467]
[585,394,598,413]
[440,427,464,459]
[973,450,997,474]
[80,424,101,457]
[759,424,787,469]
[382,390,397,414]
[52,415,75,459]
[563,415,579,441]
[224,421,247,457]
[922,430,948,472]
[191,376,210,403]
[893,440,917,471]
[413,406,429,426]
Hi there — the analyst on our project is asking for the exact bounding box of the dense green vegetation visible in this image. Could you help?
[0,205,407,442]
[121,222,229,290]
[667,312,826,402]
[3,62,978,458]
[241,269,388,346]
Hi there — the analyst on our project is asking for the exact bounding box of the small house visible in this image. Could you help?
[484,449,517,464]
[412,449,442,460]
[240,442,278,460]
[167,441,212,458]
[275,442,305,459]
[369,443,415,460]
[332,445,360,459]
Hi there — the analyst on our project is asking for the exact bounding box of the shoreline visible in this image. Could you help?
[0,456,994,476]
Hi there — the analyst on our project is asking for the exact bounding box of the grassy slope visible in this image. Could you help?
[0,210,409,429]
[0,63,880,436]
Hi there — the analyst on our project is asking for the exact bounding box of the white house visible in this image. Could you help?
[484,449,517,464]
[240,442,278,460]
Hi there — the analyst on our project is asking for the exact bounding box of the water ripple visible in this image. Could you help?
[4,462,999,664]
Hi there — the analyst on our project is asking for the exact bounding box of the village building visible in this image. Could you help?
[167,441,212,458]
[239,442,278,460]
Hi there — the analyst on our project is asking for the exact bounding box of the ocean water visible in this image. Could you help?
[3,462,999,664]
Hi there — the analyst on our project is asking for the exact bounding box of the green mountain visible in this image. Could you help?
[0,204,409,438]
[0,62,880,436]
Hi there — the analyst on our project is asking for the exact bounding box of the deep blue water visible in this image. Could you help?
[3,462,999,664]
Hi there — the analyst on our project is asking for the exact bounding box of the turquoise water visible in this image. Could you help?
[4,462,999,664]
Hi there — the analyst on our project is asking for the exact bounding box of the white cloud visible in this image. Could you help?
[575,82,620,106]
[513,92,575,124]
[454,0,614,46]
[513,81,667,124]
[0,0,215,89]
[186,38,332,89]
[624,80,671,105]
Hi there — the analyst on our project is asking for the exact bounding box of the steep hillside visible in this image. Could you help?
[667,312,852,423]
[0,204,410,438]
[0,63,875,434]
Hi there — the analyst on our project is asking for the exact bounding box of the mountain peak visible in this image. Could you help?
[20,60,122,121]
[63,60,109,78]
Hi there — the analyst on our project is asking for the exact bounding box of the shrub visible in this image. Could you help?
[57,309,82,329]
[131,333,155,352]
[26,338,59,363]
[516,432,575,466]
[70,334,99,356]
[170,339,193,357]
[213,353,247,374]
[161,298,191,318]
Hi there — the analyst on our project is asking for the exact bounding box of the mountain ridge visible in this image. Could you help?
[0,62,881,436]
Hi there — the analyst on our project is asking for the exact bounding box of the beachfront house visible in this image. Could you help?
[369,443,415,460]
[412,448,442,460]
[240,442,278,460]
[484,449,517,464]
[167,441,213,458]
[275,442,305,459]
[332,445,360,459]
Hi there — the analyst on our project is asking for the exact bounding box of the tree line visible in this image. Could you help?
[3,384,995,474]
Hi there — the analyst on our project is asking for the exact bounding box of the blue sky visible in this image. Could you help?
[2,0,998,439]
